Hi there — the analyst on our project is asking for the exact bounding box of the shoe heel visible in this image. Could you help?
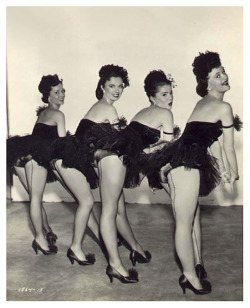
[32,241,38,255]
[130,252,136,266]
[107,273,113,283]
[33,246,38,255]
[181,285,186,294]
[67,256,74,265]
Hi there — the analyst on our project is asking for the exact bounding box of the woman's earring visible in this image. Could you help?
[207,87,211,92]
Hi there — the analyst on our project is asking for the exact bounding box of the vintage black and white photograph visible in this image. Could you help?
[3,0,246,302]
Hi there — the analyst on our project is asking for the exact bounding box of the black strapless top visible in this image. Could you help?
[182,121,223,149]
[32,123,59,139]
[75,119,116,140]
[74,118,129,155]
[128,121,161,149]
[75,119,97,136]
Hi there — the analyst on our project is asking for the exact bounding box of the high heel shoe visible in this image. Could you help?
[130,250,152,266]
[66,248,95,266]
[179,274,212,295]
[46,232,58,246]
[195,264,207,281]
[32,240,57,255]
[106,265,139,283]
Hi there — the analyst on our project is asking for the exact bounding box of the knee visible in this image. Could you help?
[101,205,118,219]
[30,195,43,206]
[175,213,194,228]
[78,195,94,210]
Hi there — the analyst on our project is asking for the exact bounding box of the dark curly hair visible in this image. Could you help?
[192,51,221,97]
[144,70,172,104]
[95,64,129,100]
[38,74,63,103]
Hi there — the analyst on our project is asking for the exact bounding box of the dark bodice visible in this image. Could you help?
[128,121,161,149]
[32,123,59,139]
[75,119,115,140]
[7,121,60,183]
[181,121,223,149]
[75,119,96,136]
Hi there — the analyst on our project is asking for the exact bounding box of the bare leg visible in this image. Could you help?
[98,155,129,276]
[53,160,95,260]
[116,192,146,257]
[162,166,202,289]
[160,168,203,266]
[24,160,49,250]
[52,161,100,241]
[192,204,203,266]
[14,166,53,235]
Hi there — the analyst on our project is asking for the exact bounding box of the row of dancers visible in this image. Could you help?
[7,51,241,295]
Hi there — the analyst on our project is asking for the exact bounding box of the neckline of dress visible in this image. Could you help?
[130,121,161,133]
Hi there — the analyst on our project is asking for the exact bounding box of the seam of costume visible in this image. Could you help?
[192,203,202,264]
[168,172,176,218]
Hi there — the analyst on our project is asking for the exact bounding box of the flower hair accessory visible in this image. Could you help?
[167,74,177,88]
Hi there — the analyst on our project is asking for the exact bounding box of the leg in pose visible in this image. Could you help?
[116,192,150,264]
[24,160,49,251]
[192,204,207,280]
[98,155,129,276]
[52,161,100,241]
[163,166,202,289]
[53,160,96,261]
[94,165,148,262]
[192,204,202,266]
[160,167,204,276]
[15,166,54,236]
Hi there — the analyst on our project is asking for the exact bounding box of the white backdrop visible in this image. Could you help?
[7,6,243,206]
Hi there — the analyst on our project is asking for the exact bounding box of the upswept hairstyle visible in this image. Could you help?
[192,51,221,97]
[144,70,172,103]
[38,74,63,103]
[95,64,129,100]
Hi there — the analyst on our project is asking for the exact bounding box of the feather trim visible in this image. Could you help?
[173,125,181,138]
[36,106,47,116]
[233,114,243,131]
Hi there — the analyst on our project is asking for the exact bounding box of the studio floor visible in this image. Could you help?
[6,201,243,301]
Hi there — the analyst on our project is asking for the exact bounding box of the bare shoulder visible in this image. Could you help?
[219,100,232,110]
[132,107,149,119]
[50,109,65,122]
[208,96,231,109]
[90,101,113,112]
[53,109,65,117]
[218,100,233,116]
[105,103,118,119]
[86,101,118,122]
[158,108,173,120]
